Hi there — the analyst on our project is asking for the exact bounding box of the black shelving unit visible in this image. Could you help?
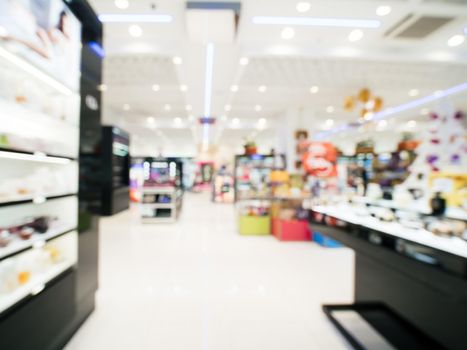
[102,126,130,216]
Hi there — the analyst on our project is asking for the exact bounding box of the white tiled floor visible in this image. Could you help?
[65,193,355,350]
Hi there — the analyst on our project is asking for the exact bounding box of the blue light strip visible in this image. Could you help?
[252,16,381,28]
[88,41,105,58]
[98,14,173,23]
[315,81,467,139]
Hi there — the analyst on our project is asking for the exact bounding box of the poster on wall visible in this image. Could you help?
[302,142,338,178]
[0,0,82,90]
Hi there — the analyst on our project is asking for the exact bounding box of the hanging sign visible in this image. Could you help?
[302,142,338,177]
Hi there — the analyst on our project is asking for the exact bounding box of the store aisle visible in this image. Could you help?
[66,193,354,350]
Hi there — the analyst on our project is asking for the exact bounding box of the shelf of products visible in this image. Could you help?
[140,186,183,223]
[234,154,286,201]
[0,231,77,314]
[212,166,234,203]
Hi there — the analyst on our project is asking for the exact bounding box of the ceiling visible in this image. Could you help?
[88,0,467,156]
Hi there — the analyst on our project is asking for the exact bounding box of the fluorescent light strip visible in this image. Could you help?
[315,81,467,139]
[252,16,381,28]
[0,47,74,96]
[98,14,173,23]
[203,42,215,148]
[0,151,71,164]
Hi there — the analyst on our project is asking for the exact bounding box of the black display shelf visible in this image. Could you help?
[0,146,77,162]
[323,303,446,350]
[310,210,467,350]
[0,193,77,208]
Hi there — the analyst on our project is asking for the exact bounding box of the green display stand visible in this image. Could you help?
[238,215,271,235]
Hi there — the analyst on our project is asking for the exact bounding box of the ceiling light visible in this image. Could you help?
[364,112,374,120]
[98,14,173,23]
[447,34,465,47]
[128,24,143,37]
[239,57,249,66]
[377,120,387,129]
[255,105,262,112]
[232,118,240,125]
[408,89,419,97]
[296,2,311,13]
[147,116,155,124]
[114,0,129,10]
[258,85,267,93]
[174,117,182,124]
[172,56,183,65]
[252,16,381,29]
[407,120,417,128]
[97,84,107,92]
[180,84,188,92]
[326,106,335,113]
[164,104,171,111]
[420,108,430,115]
[230,85,239,92]
[310,86,319,94]
[258,118,267,124]
[325,119,334,127]
[225,105,232,111]
[281,27,295,40]
[152,84,160,91]
[185,105,192,111]
[365,100,375,109]
[376,6,391,17]
[123,103,130,111]
[348,29,364,42]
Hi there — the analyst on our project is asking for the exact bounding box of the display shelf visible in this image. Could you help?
[312,205,467,259]
[0,259,74,315]
[0,223,76,261]
[140,186,183,223]
[0,147,77,162]
[0,193,77,208]
[352,196,467,221]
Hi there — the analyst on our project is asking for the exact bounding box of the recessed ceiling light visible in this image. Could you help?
[152,84,160,91]
[310,86,319,94]
[123,103,130,111]
[281,27,295,40]
[180,84,188,92]
[377,120,387,129]
[348,29,363,42]
[185,104,192,111]
[255,105,262,112]
[147,116,155,123]
[296,2,311,13]
[225,105,232,111]
[97,84,107,92]
[239,57,249,66]
[326,106,334,113]
[231,85,239,92]
[114,0,129,10]
[408,89,419,97]
[258,118,267,124]
[407,120,417,128]
[376,5,391,17]
[325,119,334,126]
[128,24,143,38]
[232,118,240,125]
[447,34,465,47]
[258,85,267,93]
[164,104,171,111]
[173,56,183,65]
[174,117,182,124]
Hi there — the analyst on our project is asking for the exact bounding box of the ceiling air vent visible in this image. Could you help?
[385,15,453,39]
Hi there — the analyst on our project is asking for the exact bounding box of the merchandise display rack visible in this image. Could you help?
[140,186,183,223]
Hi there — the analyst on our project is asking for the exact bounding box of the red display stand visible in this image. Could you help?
[272,218,312,241]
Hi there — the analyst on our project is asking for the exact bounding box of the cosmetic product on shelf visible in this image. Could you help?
[0,231,12,247]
